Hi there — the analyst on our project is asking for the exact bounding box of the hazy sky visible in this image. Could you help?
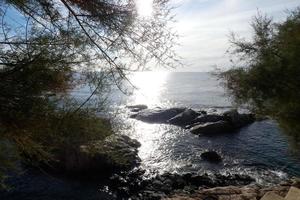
[172,0,300,72]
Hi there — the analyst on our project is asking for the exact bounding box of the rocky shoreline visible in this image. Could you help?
[2,105,298,200]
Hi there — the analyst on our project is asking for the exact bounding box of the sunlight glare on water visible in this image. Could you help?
[129,72,169,107]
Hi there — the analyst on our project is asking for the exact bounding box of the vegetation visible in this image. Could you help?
[218,9,300,144]
[0,0,177,187]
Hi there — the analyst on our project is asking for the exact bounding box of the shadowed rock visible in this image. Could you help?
[60,135,141,175]
[201,151,222,163]
[223,109,255,128]
[190,121,233,135]
[133,107,186,123]
[126,104,148,112]
[191,114,225,124]
[167,108,200,126]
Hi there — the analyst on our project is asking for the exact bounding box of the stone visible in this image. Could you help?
[201,151,222,163]
[223,109,255,128]
[191,114,225,124]
[261,192,284,200]
[61,134,141,175]
[190,121,233,135]
[126,104,148,110]
[284,187,300,200]
[167,109,200,126]
[134,107,186,123]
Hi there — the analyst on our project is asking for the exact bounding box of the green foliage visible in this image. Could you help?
[0,0,178,188]
[218,9,300,139]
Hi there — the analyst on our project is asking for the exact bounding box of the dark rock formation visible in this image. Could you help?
[201,151,222,163]
[190,121,233,135]
[127,104,148,112]
[132,107,186,123]
[191,114,225,124]
[223,109,255,128]
[167,108,200,126]
[109,171,255,200]
[58,134,141,176]
[128,106,256,135]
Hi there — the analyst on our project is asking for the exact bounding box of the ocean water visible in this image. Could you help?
[106,72,300,184]
[2,72,300,200]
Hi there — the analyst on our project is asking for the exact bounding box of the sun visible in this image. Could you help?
[136,0,153,18]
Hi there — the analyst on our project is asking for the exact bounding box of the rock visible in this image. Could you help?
[61,134,141,175]
[164,181,297,200]
[191,114,225,124]
[223,109,255,128]
[127,104,148,112]
[201,151,222,163]
[167,109,200,126]
[134,107,186,123]
[190,121,233,135]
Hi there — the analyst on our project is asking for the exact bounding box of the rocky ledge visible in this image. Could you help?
[108,170,256,199]
[165,178,300,200]
[54,134,141,176]
[128,105,255,135]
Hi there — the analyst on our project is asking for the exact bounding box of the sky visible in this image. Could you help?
[4,0,300,72]
[170,0,300,72]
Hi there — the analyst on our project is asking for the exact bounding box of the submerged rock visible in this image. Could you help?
[133,107,186,123]
[167,108,200,126]
[190,121,233,135]
[201,151,222,163]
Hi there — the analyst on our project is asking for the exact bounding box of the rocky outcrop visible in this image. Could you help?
[223,109,255,129]
[164,179,300,200]
[127,104,148,112]
[128,106,256,136]
[132,107,186,123]
[200,151,222,163]
[190,121,233,135]
[58,134,141,176]
[109,171,255,199]
[167,109,200,126]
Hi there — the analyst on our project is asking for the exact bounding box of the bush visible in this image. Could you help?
[218,9,300,143]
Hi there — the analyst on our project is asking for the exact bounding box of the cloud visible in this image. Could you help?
[172,0,300,72]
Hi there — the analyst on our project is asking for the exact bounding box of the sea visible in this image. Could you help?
[2,72,300,200]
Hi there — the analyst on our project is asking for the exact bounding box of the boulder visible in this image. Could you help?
[61,134,141,175]
[223,109,255,128]
[126,104,148,112]
[190,121,233,135]
[191,114,225,124]
[167,108,200,126]
[201,151,222,163]
[134,107,186,123]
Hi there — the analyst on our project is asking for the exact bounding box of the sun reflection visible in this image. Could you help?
[129,71,169,107]
[136,0,153,17]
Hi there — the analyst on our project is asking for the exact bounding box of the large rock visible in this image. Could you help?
[164,179,300,200]
[133,107,186,123]
[167,109,200,126]
[223,109,255,128]
[61,134,141,175]
[190,121,233,135]
[201,151,222,163]
[127,104,148,112]
[191,114,225,124]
